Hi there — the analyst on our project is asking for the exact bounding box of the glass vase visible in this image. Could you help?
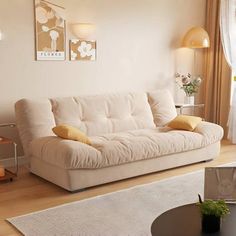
[184,95,195,105]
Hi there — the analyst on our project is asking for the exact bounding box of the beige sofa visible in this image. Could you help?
[15,90,223,191]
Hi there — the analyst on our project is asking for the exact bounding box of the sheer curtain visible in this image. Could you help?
[220,0,236,142]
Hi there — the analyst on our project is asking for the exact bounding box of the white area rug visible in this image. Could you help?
[8,163,236,236]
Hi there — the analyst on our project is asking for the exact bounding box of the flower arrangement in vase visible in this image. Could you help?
[175,73,202,105]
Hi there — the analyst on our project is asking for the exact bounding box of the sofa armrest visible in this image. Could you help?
[29,136,103,169]
[194,121,224,146]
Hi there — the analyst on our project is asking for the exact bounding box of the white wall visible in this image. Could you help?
[0,0,206,158]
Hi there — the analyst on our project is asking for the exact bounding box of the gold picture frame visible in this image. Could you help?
[34,0,66,61]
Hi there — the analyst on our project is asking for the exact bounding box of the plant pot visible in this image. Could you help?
[184,95,194,105]
[202,214,221,233]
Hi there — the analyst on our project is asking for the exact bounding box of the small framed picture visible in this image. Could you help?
[70,39,96,61]
[204,167,236,201]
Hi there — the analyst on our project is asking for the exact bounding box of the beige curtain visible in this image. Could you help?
[204,0,231,136]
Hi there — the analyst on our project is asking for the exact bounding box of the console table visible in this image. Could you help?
[175,103,205,115]
[151,203,236,236]
[0,123,18,181]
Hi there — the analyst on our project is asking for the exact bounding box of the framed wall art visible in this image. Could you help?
[34,0,66,61]
[70,39,96,61]
[204,167,236,201]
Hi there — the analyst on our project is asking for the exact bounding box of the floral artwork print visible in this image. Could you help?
[70,39,96,61]
[34,0,65,60]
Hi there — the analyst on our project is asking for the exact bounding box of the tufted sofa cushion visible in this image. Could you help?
[29,121,223,169]
[50,93,156,136]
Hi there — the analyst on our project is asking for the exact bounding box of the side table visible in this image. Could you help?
[0,123,18,181]
[151,203,236,236]
[175,104,205,117]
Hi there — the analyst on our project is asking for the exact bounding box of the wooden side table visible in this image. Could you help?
[0,123,18,181]
[175,104,205,118]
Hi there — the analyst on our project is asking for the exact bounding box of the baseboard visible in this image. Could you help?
[0,156,28,167]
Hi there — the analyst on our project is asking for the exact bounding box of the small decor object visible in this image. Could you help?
[34,0,66,61]
[184,95,194,105]
[52,124,91,145]
[70,39,96,61]
[205,167,236,201]
[0,166,5,177]
[197,194,230,233]
[168,115,202,131]
[175,73,202,105]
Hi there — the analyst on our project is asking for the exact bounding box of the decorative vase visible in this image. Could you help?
[184,95,195,105]
[202,215,221,233]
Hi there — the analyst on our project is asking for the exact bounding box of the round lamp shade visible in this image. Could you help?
[70,23,95,39]
[182,27,210,48]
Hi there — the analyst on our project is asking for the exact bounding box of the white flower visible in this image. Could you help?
[89,48,96,60]
[36,6,48,24]
[50,30,59,40]
[71,51,77,60]
[42,25,49,32]
[182,76,190,85]
[49,30,59,51]
[78,41,93,58]
[175,76,183,86]
[194,77,202,86]
[71,39,78,44]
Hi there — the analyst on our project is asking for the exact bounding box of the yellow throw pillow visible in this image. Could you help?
[168,115,202,131]
[52,124,91,145]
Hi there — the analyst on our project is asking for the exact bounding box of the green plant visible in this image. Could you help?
[197,199,230,218]
[175,73,202,96]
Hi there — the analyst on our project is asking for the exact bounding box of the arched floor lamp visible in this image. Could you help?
[182,26,210,75]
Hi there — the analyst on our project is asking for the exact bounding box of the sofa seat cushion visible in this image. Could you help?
[91,122,223,168]
[29,122,223,170]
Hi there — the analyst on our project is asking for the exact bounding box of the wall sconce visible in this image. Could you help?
[70,23,95,39]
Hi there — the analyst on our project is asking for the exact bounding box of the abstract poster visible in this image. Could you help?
[34,0,65,60]
[70,39,96,61]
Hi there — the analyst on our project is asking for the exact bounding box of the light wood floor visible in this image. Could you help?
[1,140,236,236]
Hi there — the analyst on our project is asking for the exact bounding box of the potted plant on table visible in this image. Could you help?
[197,194,230,233]
[175,73,202,105]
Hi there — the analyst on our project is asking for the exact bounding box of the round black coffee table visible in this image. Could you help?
[151,203,236,236]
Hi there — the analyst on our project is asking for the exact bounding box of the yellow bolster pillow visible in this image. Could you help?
[168,115,202,131]
[52,124,91,145]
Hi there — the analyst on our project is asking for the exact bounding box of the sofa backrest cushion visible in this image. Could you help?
[148,89,177,126]
[50,93,156,136]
